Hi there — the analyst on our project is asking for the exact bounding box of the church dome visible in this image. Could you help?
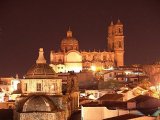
[61,28,79,52]
[22,95,57,112]
[61,37,78,45]
[24,48,55,79]
[25,64,55,78]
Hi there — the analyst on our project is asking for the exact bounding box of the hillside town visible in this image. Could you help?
[1,20,160,120]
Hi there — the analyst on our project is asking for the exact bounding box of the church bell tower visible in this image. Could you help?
[107,19,124,66]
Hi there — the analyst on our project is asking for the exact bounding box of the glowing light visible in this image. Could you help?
[124,70,132,75]
[104,66,114,70]
[12,79,20,91]
[88,94,96,100]
[91,66,96,71]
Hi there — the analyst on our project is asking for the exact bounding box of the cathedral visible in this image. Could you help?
[13,20,124,120]
[50,19,124,73]
[14,48,79,120]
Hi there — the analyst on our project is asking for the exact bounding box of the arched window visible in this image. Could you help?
[118,41,122,48]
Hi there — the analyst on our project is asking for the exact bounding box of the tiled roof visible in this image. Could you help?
[138,107,159,116]
[103,114,151,120]
[128,95,158,103]
[98,94,123,101]
[103,101,127,109]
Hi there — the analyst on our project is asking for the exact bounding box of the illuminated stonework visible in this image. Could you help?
[50,20,124,73]
[14,48,79,120]
[61,28,79,52]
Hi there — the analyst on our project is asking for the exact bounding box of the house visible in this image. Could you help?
[128,95,160,109]
[81,102,129,120]
[104,114,156,120]
[98,94,123,103]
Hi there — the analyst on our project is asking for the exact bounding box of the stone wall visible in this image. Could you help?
[21,79,62,95]
[19,112,65,120]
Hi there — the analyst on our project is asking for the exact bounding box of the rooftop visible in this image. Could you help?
[104,114,153,120]
[98,94,123,101]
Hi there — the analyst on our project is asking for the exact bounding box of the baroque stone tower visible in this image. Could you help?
[107,19,124,66]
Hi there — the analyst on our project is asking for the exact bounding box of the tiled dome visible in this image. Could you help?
[24,48,55,79]
[25,63,55,79]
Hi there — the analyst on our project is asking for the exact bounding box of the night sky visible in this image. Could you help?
[0,0,160,77]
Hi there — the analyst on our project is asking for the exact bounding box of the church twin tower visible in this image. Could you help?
[108,19,124,66]
[50,19,124,73]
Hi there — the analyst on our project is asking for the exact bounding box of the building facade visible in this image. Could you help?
[14,48,79,120]
[50,20,124,73]
[0,76,20,103]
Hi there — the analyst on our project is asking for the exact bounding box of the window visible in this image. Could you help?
[119,41,122,48]
[118,28,121,33]
[24,83,27,91]
[109,73,112,77]
[103,56,106,61]
[58,59,62,63]
[51,84,55,91]
[82,56,86,61]
[37,83,41,91]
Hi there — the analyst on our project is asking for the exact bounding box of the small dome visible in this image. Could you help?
[24,48,56,79]
[22,95,57,112]
[25,63,55,79]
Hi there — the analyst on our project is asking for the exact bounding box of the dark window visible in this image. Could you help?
[103,56,106,61]
[58,59,62,63]
[118,28,121,33]
[37,83,41,91]
[119,41,122,48]
[25,83,27,91]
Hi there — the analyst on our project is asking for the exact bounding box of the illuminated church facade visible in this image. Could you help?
[50,20,124,73]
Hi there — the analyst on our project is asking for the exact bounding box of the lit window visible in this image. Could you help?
[91,66,96,71]
[37,83,41,91]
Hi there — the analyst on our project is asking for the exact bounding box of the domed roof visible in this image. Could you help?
[61,29,78,44]
[61,28,79,52]
[22,95,57,112]
[61,37,78,44]
[24,48,55,79]
[25,64,55,79]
